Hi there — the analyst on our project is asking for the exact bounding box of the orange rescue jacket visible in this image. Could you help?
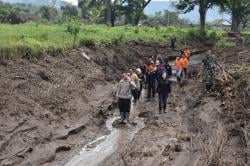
[175,58,183,70]
[182,57,189,68]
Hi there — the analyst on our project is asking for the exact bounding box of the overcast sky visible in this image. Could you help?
[64,0,177,5]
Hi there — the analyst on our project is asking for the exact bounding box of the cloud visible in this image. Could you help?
[62,0,78,6]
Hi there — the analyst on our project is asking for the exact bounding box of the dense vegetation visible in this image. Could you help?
[0,0,249,58]
[0,23,225,58]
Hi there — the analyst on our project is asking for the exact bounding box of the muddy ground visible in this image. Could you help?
[101,46,250,166]
[0,42,249,166]
[0,42,180,166]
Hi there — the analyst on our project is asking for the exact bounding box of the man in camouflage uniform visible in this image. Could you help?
[202,50,222,93]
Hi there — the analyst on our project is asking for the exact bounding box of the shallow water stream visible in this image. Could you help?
[65,101,145,166]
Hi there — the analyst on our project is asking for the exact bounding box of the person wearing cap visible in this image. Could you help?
[201,50,223,93]
[116,73,136,123]
[156,59,167,82]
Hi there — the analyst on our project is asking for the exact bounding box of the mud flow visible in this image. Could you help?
[0,43,249,166]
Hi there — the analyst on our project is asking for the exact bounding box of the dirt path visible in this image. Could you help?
[99,50,249,166]
[65,98,145,166]
[1,43,248,166]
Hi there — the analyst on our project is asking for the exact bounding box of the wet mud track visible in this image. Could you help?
[1,43,249,166]
[65,101,145,166]
[99,51,249,166]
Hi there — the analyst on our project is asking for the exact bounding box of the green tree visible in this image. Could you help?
[8,9,22,24]
[61,5,78,19]
[0,1,22,24]
[107,0,127,26]
[66,17,81,47]
[124,0,151,25]
[145,10,190,26]
[242,15,250,29]
[79,0,92,19]
[175,0,214,31]
[38,5,58,21]
[38,6,51,20]
[215,0,250,32]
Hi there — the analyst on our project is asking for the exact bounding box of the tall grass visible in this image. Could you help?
[0,23,224,58]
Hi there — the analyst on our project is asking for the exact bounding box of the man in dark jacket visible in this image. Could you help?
[146,63,157,101]
[165,58,172,77]
[157,72,171,114]
[170,37,176,50]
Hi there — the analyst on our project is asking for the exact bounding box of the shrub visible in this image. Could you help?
[186,29,208,40]
[209,31,217,39]
[245,34,250,46]
[134,28,139,34]
[215,40,236,48]
[79,37,95,47]
[40,32,49,41]
[66,17,81,47]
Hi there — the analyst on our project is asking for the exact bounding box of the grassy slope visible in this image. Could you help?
[0,23,225,58]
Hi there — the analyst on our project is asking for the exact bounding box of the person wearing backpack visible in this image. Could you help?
[165,58,172,77]
[156,59,167,82]
[157,72,171,114]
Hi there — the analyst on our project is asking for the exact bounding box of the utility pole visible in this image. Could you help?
[168,12,170,26]
[106,0,112,26]
[221,13,223,30]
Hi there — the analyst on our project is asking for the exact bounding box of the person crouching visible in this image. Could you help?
[157,72,171,114]
[116,73,136,123]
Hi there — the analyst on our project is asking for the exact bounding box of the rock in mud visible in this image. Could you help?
[55,145,71,153]
[54,124,86,140]
[93,118,105,126]
[177,134,191,142]
[174,144,182,152]
[162,144,171,156]
[139,111,151,118]
[22,145,56,165]
[1,158,16,166]
[38,71,50,81]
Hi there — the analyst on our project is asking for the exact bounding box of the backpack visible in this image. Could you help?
[157,67,167,80]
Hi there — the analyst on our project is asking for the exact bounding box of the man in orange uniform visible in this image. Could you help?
[181,55,189,79]
[175,56,183,86]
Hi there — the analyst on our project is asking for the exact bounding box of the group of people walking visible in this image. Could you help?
[116,48,222,123]
[116,54,173,123]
